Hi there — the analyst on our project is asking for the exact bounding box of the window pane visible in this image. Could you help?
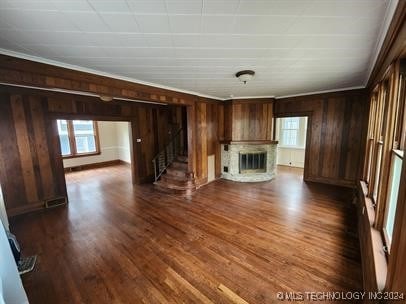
[282,130,298,146]
[72,120,94,133]
[57,120,71,156]
[59,135,71,156]
[384,152,403,245]
[72,121,96,154]
[75,135,96,154]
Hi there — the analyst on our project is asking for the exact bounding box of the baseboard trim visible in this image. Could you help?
[64,159,129,172]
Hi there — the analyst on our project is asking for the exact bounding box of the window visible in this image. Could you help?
[383,150,403,248]
[280,117,300,146]
[57,120,99,158]
[382,63,405,251]
[368,81,389,204]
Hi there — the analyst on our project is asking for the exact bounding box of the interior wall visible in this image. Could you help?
[63,121,131,168]
[193,99,221,186]
[219,99,274,142]
[274,89,368,187]
[0,85,174,216]
[116,122,131,163]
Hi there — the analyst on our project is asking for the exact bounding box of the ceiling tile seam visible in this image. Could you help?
[123,0,148,48]
[0,28,378,37]
[0,7,386,19]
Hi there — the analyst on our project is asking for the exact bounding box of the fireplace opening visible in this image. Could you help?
[239,151,267,173]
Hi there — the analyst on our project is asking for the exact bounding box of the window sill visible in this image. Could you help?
[63,152,101,159]
[359,180,388,291]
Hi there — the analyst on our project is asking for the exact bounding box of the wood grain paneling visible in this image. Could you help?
[0,92,67,216]
[0,54,197,106]
[221,98,274,142]
[193,98,222,186]
[274,89,368,187]
[0,85,178,216]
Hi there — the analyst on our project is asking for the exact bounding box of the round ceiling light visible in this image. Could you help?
[235,70,255,84]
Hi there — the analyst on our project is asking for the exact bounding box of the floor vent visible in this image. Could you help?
[45,197,67,209]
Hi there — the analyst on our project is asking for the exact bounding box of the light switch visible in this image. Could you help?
[136,138,142,143]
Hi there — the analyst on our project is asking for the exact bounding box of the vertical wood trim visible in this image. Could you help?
[130,118,140,184]
[10,95,39,202]
[0,93,26,208]
[318,99,329,176]
[187,105,196,177]
[338,98,352,179]
[30,96,55,199]
[23,95,44,199]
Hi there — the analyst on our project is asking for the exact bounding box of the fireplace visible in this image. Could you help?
[221,142,277,182]
[239,152,266,173]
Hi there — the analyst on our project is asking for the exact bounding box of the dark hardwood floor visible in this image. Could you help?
[10,165,362,304]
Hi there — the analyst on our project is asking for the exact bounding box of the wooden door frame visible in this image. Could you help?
[273,111,313,181]
[50,114,138,184]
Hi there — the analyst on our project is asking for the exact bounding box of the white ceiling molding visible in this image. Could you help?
[0,48,222,101]
[275,86,365,99]
[0,82,168,105]
[0,0,393,99]
[363,0,398,85]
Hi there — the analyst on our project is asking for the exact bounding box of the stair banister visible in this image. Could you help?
[152,128,183,182]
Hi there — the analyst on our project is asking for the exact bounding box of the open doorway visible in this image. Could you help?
[275,116,308,178]
[56,119,133,201]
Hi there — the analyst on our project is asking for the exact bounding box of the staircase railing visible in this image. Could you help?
[152,128,184,182]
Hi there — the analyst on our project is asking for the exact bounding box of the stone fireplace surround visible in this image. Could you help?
[221,141,278,182]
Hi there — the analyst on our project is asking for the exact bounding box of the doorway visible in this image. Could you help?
[275,116,308,178]
[56,119,133,201]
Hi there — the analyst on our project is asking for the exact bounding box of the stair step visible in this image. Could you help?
[176,155,188,163]
[170,161,188,170]
[166,167,187,178]
[154,181,196,195]
[161,175,195,187]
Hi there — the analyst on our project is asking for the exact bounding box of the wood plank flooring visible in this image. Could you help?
[10,165,362,304]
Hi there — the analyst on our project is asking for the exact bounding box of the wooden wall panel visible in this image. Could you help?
[222,99,274,142]
[274,89,368,187]
[0,92,67,216]
[195,101,208,185]
[0,54,196,106]
[193,99,221,185]
[0,85,177,215]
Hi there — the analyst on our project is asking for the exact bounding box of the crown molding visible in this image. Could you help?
[364,0,399,86]
[231,95,276,100]
[275,86,365,99]
[0,49,369,102]
[0,48,224,101]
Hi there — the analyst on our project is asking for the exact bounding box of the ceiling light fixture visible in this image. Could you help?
[236,70,255,84]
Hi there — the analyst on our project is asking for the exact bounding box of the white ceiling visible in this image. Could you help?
[0,0,394,99]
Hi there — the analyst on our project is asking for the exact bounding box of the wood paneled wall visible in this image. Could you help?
[0,54,195,106]
[193,98,221,186]
[0,92,67,216]
[219,99,274,142]
[0,85,177,216]
[274,89,368,187]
